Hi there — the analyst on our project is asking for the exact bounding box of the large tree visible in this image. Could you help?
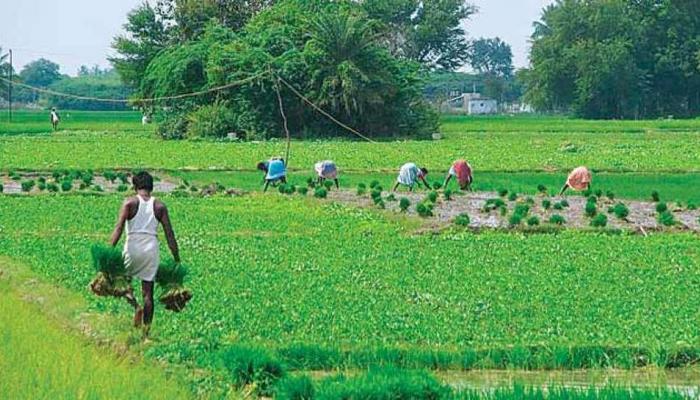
[0,47,12,101]
[469,37,513,78]
[526,0,700,119]
[19,58,61,88]
[362,0,476,70]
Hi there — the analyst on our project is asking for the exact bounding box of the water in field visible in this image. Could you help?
[440,368,700,397]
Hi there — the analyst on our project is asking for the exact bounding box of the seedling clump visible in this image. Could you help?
[156,260,193,312]
[357,183,367,196]
[585,201,597,217]
[509,213,523,226]
[314,187,328,199]
[103,171,117,183]
[594,189,603,198]
[432,181,442,190]
[47,183,59,192]
[651,191,660,202]
[21,180,35,192]
[323,180,333,191]
[483,198,506,212]
[658,211,675,226]
[369,180,380,189]
[416,202,433,217]
[399,197,410,212]
[549,214,566,225]
[542,199,552,210]
[656,202,668,213]
[444,189,453,200]
[591,214,608,227]
[687,202,697,210]
[61,180,73,192]
[508,192,518,202]
[117,184,128,192]
[537,184,547,194]
[498,188,508,197]
[385,193,396,202]
[611,203,629,219]
[427,191,438,203]
[454,213,470,227]
[89,244,130,298]
[553,202,564,211]
[606,191,615,200]
[297,187,308,196]
[527,216,540,226]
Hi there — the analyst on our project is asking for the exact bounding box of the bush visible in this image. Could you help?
[509,213,522,226]
[591,214,608,227]
[585,201,597,217]
[220,345,285,396]
[541,199,552,210]
[658,211,676,226]
[527,216,540,226]
[185,102,236,139]
[427,191,438,203]
[549,214,566,225]
[61,180,73,192]
[508,192,518,201]
[356,183,367,196]
[454,213,470,227]
[498,188,508,197]
[416,202,433,217]
[651,190,660,202]
[537,184,547,193]
[611,203,630,219]
[276,375,315,400]
[656,202,668,213]
[314,187,328,199]
[399,197,410,212]
[443,189,453,200]
[21,180,35,192]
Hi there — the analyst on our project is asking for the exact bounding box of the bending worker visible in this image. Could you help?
[443,159,473,191]
[315,160,339,189]
[393,162,430,192]
[559,166,592,195]
[257,157,287,192]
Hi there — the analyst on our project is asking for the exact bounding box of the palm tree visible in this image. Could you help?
[306,11,390,119]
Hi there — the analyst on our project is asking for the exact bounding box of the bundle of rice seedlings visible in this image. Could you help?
[431,181,442,190]
[594,189,603,198]
[454,213,470,227]
[323,180,333,191]
[549,214,566,225]
[658,211,676,227]
[306,177,316,188]
[427,191,438,203]
[606,191,615,200]
[61,180,73,192]
[560,199,570,207]
[297,187,308,196]
[483,198,506,212]
[509,213,522,226]
[399,197,410,212]
[385,193,396,202]
[47,182,59,192]
[37,182,47,191]
[656,202,668,213]
[21,180,35,192]
[416,202,433,217]
[369,180,380,189]
[537,184,547,194]
[103,170,117,183]
[52,170,62,180]
[651,191,660,202]
[314,187,327,199]
[370,189,382,202]
[356,183,367,196]
[189,185,199,192]
[89,244,130,298]
[498,188,508,197]
[156,259,193,312]
[117,172,129,184]
[117,184,129,192]
[585,201,597,217]
[527,216,540,226]
[591,214,608,227]
[687,202,697,210]
[611,203,629,219]
[444,188,453,200]
[542,199,552,210]
[38,176,46,184]
[508,192,518,201]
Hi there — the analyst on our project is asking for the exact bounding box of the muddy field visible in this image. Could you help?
[328,189,700,233]
[0,173,178,194]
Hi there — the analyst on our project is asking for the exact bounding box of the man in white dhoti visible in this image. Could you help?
[50,108,60,131]
[110,171,180,337]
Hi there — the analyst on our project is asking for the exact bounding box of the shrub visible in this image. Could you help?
[356,183,367,196]
[591,214,608,227]
[47,183,59,192]
[427,191,438,203]
[509,213,522,226]
[61,180,73,192]
[611,203,630,219]
[21,180,35,192]
[454,213,470,227]
[585,201,597,217]
[297,187,308,196]
[651,191,660,202]
[656,202,668,213]
[498,188,508,197]
[443,189,453,200]
[537,184,547,193]
[220,345,285,396]
[369,180,380,189]
[185,101,236,139]
[542,199,552,210]
[508,192,518,201]
[416,202,433,217]
[527,216,540,226]
[275,375,315,400]
[431,181,442,190]
[549,214,566,225]
[314,187,327,199]
[606,191,615,200]
[658,211,676,226]
[399,197,410,212]
[117,184,128,192]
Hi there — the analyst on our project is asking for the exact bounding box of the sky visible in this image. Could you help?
[1,0,554,76]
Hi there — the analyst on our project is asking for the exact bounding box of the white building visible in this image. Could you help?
[467,99,498,115]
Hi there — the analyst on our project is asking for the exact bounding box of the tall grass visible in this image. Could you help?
[0,281,189,400]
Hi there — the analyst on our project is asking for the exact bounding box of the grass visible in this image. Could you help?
[0,110,152,136]
[0,273,189,399]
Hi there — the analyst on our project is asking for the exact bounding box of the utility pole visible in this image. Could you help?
[8,49,12,122]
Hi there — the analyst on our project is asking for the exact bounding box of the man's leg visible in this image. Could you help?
[263,180,270,192]
[124,286,143,327]
[142,280,155,337]
[334,179,339,189]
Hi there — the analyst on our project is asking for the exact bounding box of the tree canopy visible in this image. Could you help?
[526,0,700,119]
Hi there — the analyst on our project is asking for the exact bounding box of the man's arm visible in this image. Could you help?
[443,174,452,188]
[110,199,131,246]
[156,202,180,263]
[421,177,431,190]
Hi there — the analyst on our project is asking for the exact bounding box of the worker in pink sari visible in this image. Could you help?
[443,160,473,191]
[559,166,592,195]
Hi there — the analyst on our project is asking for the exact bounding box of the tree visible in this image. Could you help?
[110,2,171,89]
[0,47,13,101]
[469,38,513,78]
[45,70,132,111]
[19,58,61,87]
[362,0,476,70]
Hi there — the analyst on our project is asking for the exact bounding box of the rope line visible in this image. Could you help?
[276,76,376,144]
[0,72,268,103]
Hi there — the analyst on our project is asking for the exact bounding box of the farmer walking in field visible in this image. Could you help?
[315,160,339,189]
[392,162,431,191]
[443,159,473,191]
[559,166,592,195]
[50,108,60,131]
[257,157,288,192]
[109,171,180,338]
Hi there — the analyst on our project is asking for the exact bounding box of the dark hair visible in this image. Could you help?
[132,171,154,192]
[257,162,268,172]
[420,167,429,175]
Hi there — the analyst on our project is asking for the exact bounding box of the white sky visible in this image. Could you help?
[1,0,554,76]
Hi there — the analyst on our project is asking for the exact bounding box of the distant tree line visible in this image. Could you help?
[524,0,700,119]
[110,0,478,140]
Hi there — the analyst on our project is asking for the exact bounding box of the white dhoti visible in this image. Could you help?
[123,233,160,281]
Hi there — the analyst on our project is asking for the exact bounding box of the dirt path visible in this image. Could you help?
[327,189,700,233]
